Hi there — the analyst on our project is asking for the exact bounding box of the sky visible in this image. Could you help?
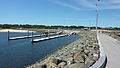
[0,0,120,27]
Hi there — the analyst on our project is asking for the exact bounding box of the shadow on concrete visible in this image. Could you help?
[100,57,107,68]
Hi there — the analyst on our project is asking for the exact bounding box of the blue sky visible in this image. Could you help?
[0,0,120,27]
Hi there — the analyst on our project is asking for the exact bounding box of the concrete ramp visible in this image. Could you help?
[98,33,120,68]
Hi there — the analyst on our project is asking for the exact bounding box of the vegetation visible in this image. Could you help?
[0,24,93,29]
[0,24,119,30]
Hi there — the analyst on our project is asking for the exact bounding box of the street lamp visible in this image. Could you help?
[96,0,100,35]
[96,4,98,35]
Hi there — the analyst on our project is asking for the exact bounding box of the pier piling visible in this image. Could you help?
[28,30,29,37]
[8,31,9,40]
[32,32,33,42]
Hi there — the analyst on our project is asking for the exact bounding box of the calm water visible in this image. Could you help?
[0,32,80,68]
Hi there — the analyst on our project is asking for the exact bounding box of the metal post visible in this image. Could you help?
[48,30,49,37]
[96,0,100,35]
[8,31,9,40]
[28,30,29,37]
[96,4,99,35]
[32,32,33,42]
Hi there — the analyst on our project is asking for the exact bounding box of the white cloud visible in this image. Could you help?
[103,4,120,9]
[111,0,120,3]
[50,0,82,10]
[50,0,120,10]
[76,0,96,8]
[100,0,120,9]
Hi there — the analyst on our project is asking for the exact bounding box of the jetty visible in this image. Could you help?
[32,34,68,42]
[9,35,43,40]
[8,30,56,40]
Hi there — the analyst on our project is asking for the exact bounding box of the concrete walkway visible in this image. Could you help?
[98,33,120,68]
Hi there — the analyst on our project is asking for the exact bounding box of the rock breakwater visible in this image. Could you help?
[26,31,100,68]
[104,31,120,41]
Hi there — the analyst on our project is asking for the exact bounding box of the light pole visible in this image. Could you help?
[96,4,98,35]
[96,0,100,35]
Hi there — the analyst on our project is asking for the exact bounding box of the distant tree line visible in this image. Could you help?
[0,24,119,30]
[0,24,92,29]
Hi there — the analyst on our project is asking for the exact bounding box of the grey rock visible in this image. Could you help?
[67,61,74,65]
[92,53,99,61]
[63,56,73,62]
[51,59,61,65]
[63,63,86,68]
[40,64,47,68]
[84,49,90,55]
[74,55,85,63]
[58,62,67,67]
[85,58,95,67]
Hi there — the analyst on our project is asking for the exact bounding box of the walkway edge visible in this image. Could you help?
[90,33,107,68]
[107,34,120,44]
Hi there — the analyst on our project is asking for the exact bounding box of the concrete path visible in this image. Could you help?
[98,33,120,68]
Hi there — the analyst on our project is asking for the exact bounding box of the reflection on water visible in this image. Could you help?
[0,32,80,68]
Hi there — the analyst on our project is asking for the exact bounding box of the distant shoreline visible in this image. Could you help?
[0,29,35,32]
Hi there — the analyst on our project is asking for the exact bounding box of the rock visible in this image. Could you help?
[74,55,84,63]
[88,53,93,58]
[51,59,61,65]
[62,52,69,56]
[67,61,74,65]
[90,50,99,54]
[58,62,67,67]
[85,58,95,67]
[56,57,64,61]
[40,64,47,68]
[26,31,100,68]
[94,46,99,50]
[84,49,90,55]
[83,54,88,59]
[63,63,86,68]
[48,62,59,68]
[93,53,99,57]
[63,56,73,62]
[92,53,99,61]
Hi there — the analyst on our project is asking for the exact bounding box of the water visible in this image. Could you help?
[0,32,80,68]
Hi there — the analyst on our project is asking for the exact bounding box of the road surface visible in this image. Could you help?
[98,33,120,68]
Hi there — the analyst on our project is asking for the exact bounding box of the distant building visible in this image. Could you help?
[81,28,90,31]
